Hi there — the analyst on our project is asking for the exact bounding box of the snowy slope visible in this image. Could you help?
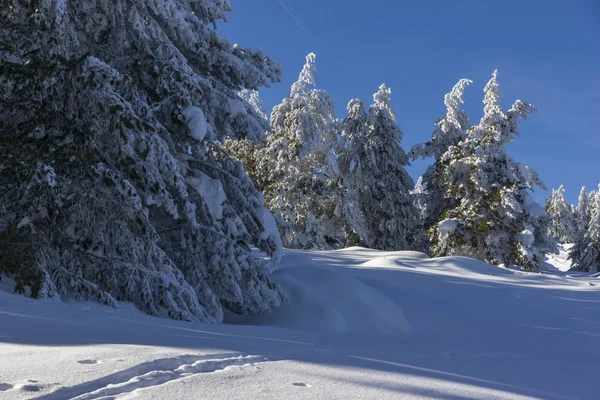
[1,248,599,399]
[543,243,575,273]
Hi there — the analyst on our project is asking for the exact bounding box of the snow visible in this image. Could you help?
[543,243,575,273]
[438,218,458,233]
[518,225,535,247]
[227,98,246,118]
[521,192,546,218]
[183,106,207,141]
[1,248,599,399]
[15,217,30,230]
[258,206,283,261]
[187,172,227,220]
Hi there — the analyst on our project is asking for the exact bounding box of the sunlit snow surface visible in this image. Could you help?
[1,247,599,399]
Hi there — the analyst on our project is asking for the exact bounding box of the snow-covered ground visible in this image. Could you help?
[543,243,575,273]
[1,248,599,399]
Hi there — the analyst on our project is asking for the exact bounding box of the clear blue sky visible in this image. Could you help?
[219,0,600,204]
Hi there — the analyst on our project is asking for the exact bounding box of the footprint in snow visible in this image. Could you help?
[78,359,102,365]
[16,384,41,392]
[0,383,13,391]
[292,382,311,388]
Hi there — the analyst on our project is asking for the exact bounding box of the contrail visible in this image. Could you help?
[274,0,330,59]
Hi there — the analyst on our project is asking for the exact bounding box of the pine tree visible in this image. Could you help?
[337,99,373,247]
[260,53,342,249]
[338,84,418,250]
[430,70,547,270]
[574,186,591,236]
[545,185,576,243]
[237,89,268,121]
[412,176,427,217]
[0,0,285,322]
[570,187,600,273]
[409,79,471,245]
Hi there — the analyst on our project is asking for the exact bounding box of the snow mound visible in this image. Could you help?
[336,247,429,259]
[360,257,407,269]
[234,264,410,335]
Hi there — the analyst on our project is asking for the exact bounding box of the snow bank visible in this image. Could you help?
[238,264,410,335]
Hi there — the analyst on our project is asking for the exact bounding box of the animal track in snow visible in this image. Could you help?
[292,382,311,387]
[77,359,101,365]
[39,353,268,400]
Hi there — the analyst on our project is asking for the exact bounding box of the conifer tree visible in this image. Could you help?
[574,186,591,235]
[339,85,418,250]
[545,185,576,243]
[0,0,285,321]
[430,71,547,270]
[260,53,342,249]
[570,187,600,273]
[409,79,472,247]
[338,99,373,247]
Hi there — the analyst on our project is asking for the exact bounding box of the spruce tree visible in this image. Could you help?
[260,53,341,249]
[430,71,547,270]
[338,99,373,247]
[574,186,591,236]
[0,0,285,321]
[409,79,471,247]
[545,185,576,243]
[339,84,418,250]
[570,187,600,273]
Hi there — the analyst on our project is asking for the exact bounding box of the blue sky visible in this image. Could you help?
[219,0,599,204]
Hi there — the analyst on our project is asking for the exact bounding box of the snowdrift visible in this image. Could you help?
[1,248,599,399]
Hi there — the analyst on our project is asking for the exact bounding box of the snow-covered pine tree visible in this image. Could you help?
[412,176,427,218]
[259,53,342,249]
[337,99,373,247]
[237,89,268,122]
[0,0,285,322]
[223,90,270,196]
[409,79,471,232]
[569,187,600,273]
[339,85,418,250]
[574,186,591,236]
[545,185,576,243]
[409,79,472,252]
[430,70,548,270]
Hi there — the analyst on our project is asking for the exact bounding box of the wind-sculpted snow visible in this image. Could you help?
[2,248,599,399]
